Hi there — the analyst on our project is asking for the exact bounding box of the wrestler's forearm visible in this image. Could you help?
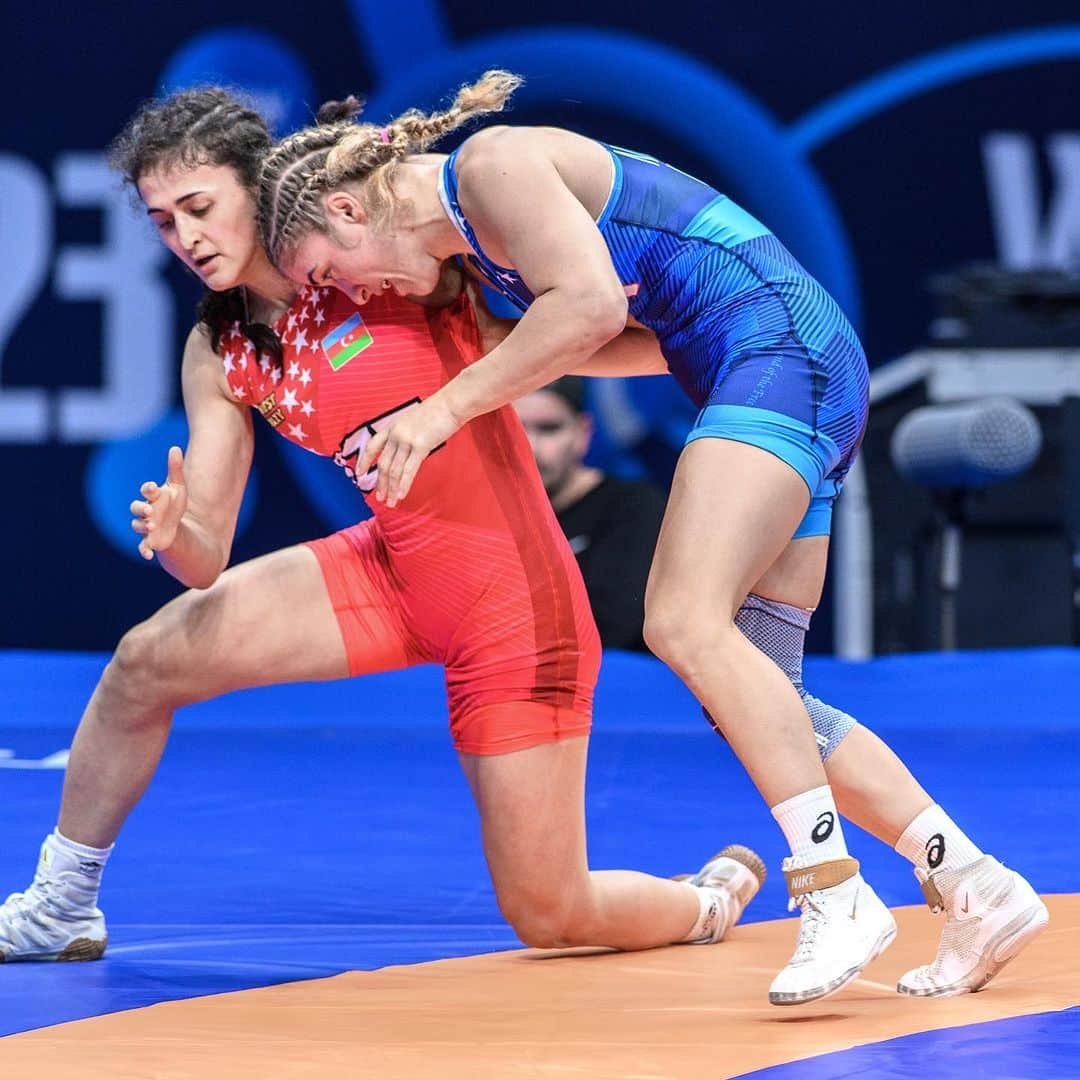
[571,327,668,377]
[440,288,625,420]
[156,515,229,590]
[478,312,666,377]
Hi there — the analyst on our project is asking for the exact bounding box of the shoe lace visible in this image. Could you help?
[2,869,82,927]
[788,891,826,963]
[1,885,53,927]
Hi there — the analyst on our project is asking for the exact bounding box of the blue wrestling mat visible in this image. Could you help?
[1,648,1078,1077]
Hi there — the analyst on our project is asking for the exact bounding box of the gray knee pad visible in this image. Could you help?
[735,593,856,761]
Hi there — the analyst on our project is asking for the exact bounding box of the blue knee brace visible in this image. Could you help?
[734,593,856,761]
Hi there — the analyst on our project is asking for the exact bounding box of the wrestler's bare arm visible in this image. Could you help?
[130,325,254,589]
[439,131,628,420]
[467,277,665,376]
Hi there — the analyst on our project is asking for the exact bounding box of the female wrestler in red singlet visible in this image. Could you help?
[0,90,762,963]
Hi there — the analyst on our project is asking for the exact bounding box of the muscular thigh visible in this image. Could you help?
[460,736,590,897]
[440,529,600,753]
[752,535,830,610]
[647,437,811,618]
[141,545,348,698]
[142,537,409,700]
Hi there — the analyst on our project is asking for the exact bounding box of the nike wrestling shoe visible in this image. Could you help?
[769,855,896,1006]
[897,855,1048,997]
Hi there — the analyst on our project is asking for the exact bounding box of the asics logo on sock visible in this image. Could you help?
[77,860,102,876]
[790,872,816,891]
[811,812,835,844]
[926,833,945,870]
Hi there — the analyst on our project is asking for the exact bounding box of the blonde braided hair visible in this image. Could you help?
[258,70,522,265]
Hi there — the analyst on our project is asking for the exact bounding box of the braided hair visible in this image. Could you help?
[258,70,522,266]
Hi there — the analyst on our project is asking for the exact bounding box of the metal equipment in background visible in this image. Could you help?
[834,265,1080,657]
[890,399,1042,650]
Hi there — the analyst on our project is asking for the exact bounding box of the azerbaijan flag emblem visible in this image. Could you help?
[322,313,373,371]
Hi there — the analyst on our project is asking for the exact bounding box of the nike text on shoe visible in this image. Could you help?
[769,856,896,1006]
[675,844,767,943]
[897,855,1049,997]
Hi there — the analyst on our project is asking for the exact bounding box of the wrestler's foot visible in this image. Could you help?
[675,844,767,942]
[897,855,1048,997]
[0,838,107,962]
[769,856,895,1006]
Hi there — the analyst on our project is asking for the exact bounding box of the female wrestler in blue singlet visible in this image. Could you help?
[439,139,868,540]
[258,71,1049,1006]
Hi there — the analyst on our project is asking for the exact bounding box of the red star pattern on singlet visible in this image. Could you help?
[222,287,328,452]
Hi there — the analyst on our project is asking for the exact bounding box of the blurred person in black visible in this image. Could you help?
[514,376,666,652]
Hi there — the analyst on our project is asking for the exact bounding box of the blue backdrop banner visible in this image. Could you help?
[4,3,1079,649]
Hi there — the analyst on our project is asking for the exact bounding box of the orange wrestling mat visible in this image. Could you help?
[3,895,1077,1079]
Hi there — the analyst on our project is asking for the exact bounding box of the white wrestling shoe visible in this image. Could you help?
[769,856,896,1006]
[0,839,107,962]
[897,855,1048,997]
[676,844,767,942]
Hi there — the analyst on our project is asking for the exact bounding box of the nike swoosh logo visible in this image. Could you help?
[961,894,970,914]
[850,887,859,920]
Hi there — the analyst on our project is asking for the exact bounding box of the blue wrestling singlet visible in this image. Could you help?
[438,143,870,537]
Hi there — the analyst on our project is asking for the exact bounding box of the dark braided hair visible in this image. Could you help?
[109,87,283,365]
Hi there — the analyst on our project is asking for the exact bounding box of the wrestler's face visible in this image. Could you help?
[281,189,444,305]
[139,162,261,291]
[513,390,592,498]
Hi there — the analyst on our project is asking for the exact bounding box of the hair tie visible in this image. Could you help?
[379,126,390,144]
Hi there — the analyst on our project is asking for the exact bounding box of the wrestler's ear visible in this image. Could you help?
[325,189,367,226]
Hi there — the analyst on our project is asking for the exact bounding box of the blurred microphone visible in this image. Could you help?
[891,398,1042,490]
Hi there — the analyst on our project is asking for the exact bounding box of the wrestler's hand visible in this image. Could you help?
[130,445,188,560]
[357,395,463,508]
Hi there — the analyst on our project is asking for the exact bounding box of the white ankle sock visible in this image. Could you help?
[894,804,982,876]
[49,829,113,869]
[679,882,724,943]
[41,830,113,907]
[772,785,849,863]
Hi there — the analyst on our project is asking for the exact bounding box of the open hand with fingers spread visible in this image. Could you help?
[356,395,464,508]
[130,446,187,560]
